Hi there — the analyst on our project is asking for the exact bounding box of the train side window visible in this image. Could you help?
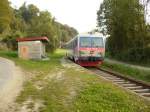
[74,38,77,47]
[71,41,74,49]
[70,42,72,49]
[73,40,75,48]
[76,38,78,46]
[73,41,74,48]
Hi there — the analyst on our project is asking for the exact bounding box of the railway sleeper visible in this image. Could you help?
[140,93,150,97]
[121,83,137,87]
[106,77,121,80]
[126,86,143,90]
[101,75,116,77]
[112,79,125,82]
[133,89,150,93]
[116,81,130,84]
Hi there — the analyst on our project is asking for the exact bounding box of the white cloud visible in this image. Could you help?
[9,0,103,33]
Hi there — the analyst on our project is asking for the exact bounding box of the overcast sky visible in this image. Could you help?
[9,0,103,33]
[9,0,150,33]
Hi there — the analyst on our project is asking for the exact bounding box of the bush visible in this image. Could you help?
[108,47,150,64]
[0,42,8,50]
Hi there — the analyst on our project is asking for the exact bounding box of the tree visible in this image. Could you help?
[97,0,148,56]
[1,3,78,52]
[0,0,12,34]
[97,0,150,63]
[19,3,39,23]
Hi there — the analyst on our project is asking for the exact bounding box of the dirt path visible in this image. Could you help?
[0,57,24,112]
[105,59,150,71]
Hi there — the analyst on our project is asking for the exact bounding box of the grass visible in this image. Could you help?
[101,61,150,83]
[0,49,150,112]
[74,83,150,112]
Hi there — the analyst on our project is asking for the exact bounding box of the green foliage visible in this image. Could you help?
[19,3,39,24]
[0,3,78,52]
[2,30,24,50]
[0,0,12,34]
[102,61,150,83]
[0,50,150,111]
[97,0,150,62]
[74,83,150,112]
[0,50,17,58]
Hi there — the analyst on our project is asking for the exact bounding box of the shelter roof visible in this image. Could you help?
[17,37,49,42]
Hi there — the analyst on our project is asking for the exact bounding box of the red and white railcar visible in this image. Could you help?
[66,34,105,66]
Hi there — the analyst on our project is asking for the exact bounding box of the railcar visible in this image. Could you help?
[65,34,105,66]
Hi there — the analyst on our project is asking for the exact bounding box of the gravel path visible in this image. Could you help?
[0,57,24,112]
[105,59,150,71]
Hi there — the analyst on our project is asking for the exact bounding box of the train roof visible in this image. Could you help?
[65,33,105,45]
[77,33,104,38]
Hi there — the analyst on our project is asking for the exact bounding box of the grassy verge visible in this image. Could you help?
[0,49,150,112]
[101,61,150,83]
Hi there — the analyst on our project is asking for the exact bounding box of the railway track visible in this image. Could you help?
[87,67,150,101]
[68,58,150,100]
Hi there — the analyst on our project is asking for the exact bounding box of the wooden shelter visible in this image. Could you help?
[17,37,49,60]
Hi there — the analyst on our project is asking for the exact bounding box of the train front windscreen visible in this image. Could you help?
[80,37,104,48]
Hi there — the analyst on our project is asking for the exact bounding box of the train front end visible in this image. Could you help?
[77,36,105,66]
